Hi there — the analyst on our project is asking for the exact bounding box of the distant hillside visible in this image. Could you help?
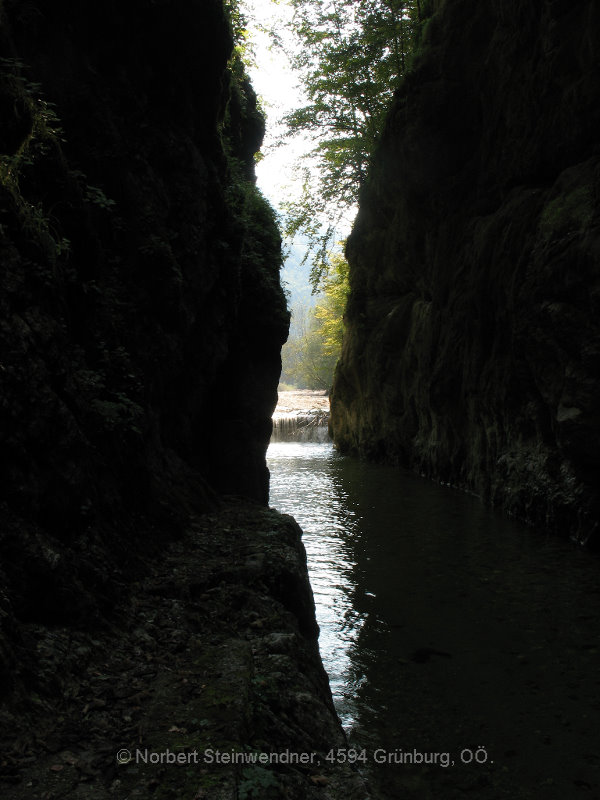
[281,238,318,312]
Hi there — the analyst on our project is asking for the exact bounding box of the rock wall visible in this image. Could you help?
[0,1,287,628]
[331,0,600,544]
[0,7,371,797]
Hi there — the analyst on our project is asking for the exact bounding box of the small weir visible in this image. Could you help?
[271,410,330,442]
[271,389,330,442]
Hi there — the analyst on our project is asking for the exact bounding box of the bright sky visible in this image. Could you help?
[241,0,353,304]
[241,0,309,211]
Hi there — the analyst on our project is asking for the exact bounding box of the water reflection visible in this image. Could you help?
[267,441,364,727]
[267,440,600,799]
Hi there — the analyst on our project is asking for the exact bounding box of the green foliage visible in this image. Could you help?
[0,59,117,262]
[221,47,287,329]
[539,185,595,240]
[84,184,117,210]
[280,307,337,389]
[238,765,280,799]
[224,144,285,310]
[277,0,424,288]
[224,0,255,67]
[0,57,71,260]
[280,250,349,389]
[314,251,349,356]
[241,180,284,271]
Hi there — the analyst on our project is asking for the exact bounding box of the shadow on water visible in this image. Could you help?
[267,440,600,800]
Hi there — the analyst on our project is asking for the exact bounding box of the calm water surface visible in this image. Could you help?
[267,439,600,800]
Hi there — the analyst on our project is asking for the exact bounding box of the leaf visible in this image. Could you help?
[271,0,425,289]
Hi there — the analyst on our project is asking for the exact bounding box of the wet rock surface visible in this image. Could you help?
[0,501,368,800]
[331,0,600,544]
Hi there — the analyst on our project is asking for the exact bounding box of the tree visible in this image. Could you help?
[314,251,349,357]
[279,0,424,288]
[279,251,349,389]
[279,303,334,389]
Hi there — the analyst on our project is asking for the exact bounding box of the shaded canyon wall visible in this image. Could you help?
[331,0,600,544]
[0,0,288,628]
[0,10,371,796]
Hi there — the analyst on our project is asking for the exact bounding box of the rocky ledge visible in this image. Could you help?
[0,500,368,800]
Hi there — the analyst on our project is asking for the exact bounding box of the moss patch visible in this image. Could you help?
[539,184,595,239]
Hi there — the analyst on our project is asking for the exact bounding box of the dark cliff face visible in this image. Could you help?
[331,0,600,544]
[0,0,288,633]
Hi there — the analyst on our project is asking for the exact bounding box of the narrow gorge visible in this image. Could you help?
[1,0,599,798]
[0,1,363,797]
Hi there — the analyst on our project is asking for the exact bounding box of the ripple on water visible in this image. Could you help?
[268,440,364,729]
[267,438,600,799]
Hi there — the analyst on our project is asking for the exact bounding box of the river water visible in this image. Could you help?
[266,438,600,800]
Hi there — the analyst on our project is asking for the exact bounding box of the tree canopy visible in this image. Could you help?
[280,251,349,389]
[279,0,426,288]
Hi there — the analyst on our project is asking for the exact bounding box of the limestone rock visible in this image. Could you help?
[331,0,600,544]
